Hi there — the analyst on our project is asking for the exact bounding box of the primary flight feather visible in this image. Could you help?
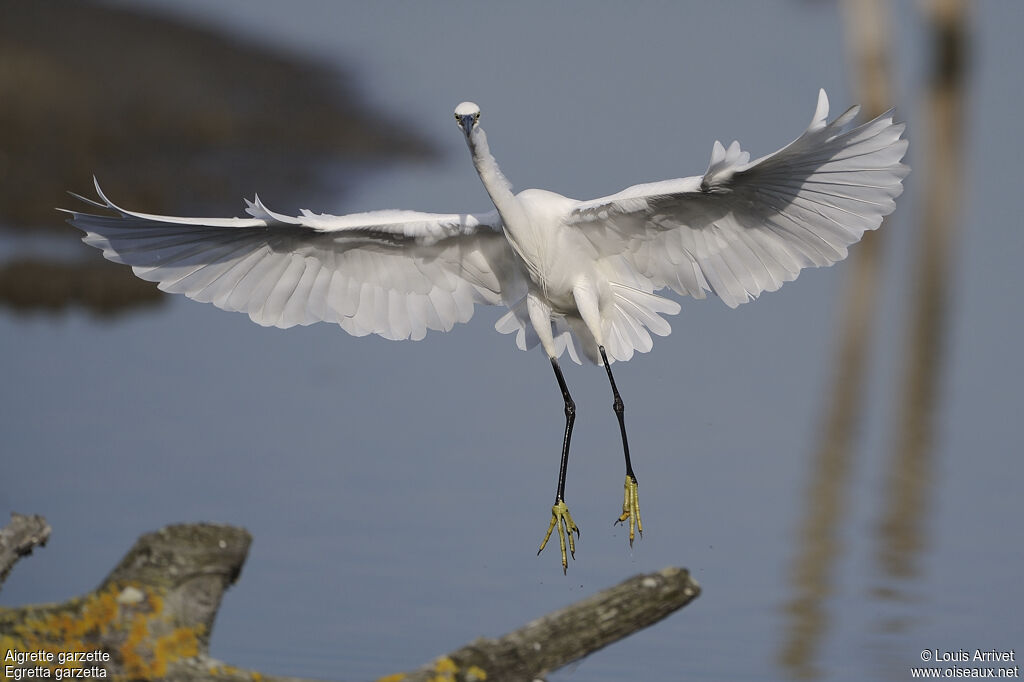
[68,89,908,571]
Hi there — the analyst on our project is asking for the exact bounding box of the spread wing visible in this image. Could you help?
[569,89,909,308]
[65,179,526,340]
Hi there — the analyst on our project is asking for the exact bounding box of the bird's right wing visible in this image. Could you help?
[568,90,908,308]
[65,180,526,340]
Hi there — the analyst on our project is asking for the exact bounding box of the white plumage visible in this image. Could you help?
[67,89,908,571]
[68,90,906,362]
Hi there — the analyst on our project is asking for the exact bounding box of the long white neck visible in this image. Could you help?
[467,126,515,213]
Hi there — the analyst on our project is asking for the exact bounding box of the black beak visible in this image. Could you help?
[457,115,476,137]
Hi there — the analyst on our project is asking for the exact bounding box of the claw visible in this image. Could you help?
[538,499,580,573]
[614,474,643,547]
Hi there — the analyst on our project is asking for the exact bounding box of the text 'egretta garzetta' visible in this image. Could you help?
[67,90,908,572]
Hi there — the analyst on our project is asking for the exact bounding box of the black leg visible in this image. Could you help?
[538,357,580,572]
[551,357,576,504]
[600,346,643,544]
[599,346,636,481]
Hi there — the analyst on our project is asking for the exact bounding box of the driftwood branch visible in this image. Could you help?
[395,565,700,682]
[0,515,699,681]
[0,512,51,590]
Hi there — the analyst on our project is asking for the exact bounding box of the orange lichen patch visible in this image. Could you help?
[146,591,165,616]
[206,664,268,680]
[0,634,25,661]
[151,626,200,673]
[376,674,408,682]
[3,584,125,671]
[91,587,120,634]
[393,656,488,682]
[427,656,459,682]
[119,613,203,677]
[1,581,204,679]
[119,616,153,675]
[465,665,488,681]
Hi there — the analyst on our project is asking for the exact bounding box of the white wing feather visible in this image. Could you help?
[66,89,906,362]
[570,89,909,308]
[66,179,526,340]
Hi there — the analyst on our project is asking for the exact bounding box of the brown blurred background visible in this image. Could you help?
[0,0,432,315]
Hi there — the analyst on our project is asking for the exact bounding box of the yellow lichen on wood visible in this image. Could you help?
[3,585,126,673]
[0,581,203,680]
[377,655,488,682]
[115,588,203,678]
[426,655,459,682]
[120,616,153,675]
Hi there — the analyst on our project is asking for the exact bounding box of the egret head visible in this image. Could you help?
[454,102,481,137]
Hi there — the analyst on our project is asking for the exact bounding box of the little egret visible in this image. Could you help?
[67,90,908,572]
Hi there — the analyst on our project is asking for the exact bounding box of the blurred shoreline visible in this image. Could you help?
[0,0,433,315]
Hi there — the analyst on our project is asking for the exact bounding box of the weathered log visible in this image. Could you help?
[0,516,699,681]
[0,521,298,680]
[0,512,51,590]
[388,565,701,682]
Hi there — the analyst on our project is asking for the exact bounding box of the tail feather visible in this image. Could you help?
[496,285,679,365]
[602,284,680,363]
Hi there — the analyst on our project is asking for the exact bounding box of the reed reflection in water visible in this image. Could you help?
[780,0,969,678]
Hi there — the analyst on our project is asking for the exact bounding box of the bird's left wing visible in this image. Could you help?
[568,89,908,308]
[65,180,526,340]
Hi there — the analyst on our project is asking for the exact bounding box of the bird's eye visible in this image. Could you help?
[473,113,480,121]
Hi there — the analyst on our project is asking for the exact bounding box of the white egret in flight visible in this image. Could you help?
[67,90,908,572]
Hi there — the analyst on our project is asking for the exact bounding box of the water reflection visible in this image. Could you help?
[0,0,431,315]
[875,0,967,599]
[781,0,969,678]
[0,258,163,317]
[779,1,896,676]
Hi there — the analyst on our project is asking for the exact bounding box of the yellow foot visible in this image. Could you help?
[537,499,580,573]
[614,474,643,546]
